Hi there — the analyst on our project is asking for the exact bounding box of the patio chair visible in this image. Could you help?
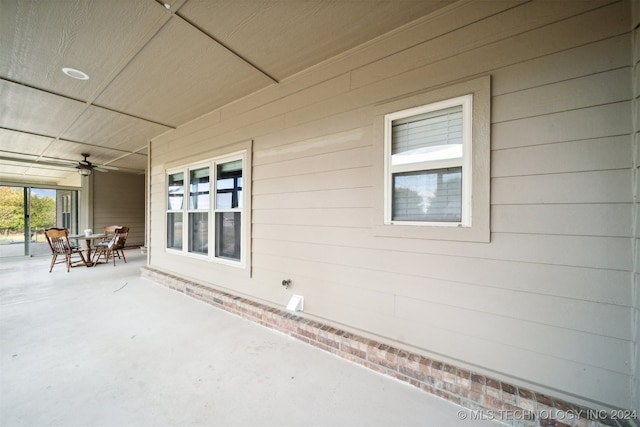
[93,225,121,246]
[103,225,121,240]
[44,227,87,272]
[92,226,129,266]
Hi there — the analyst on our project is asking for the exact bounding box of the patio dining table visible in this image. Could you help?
[68,233,106,267]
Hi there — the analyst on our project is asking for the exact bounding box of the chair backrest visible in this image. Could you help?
[112,226,129,250]
[45,227,71,255]
[103,225,122,239]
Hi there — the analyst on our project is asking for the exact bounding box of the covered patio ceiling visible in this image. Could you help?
[0,0,453,186]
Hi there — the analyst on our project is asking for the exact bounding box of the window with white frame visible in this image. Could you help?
[166,149,249,267]
[214,157,243,262]
[385,95,472,227]
[375,76,490,242]
[166,172,184,250]
[188,166,210,255]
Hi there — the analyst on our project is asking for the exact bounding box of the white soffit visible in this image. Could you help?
[0,0,168,101]
[180,0,455,81]
[62,106,170,153]
[0,80,85,137]
[94,17,274,127]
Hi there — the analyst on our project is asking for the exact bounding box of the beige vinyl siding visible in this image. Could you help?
[93,171,145,247]
[149,0,635,411]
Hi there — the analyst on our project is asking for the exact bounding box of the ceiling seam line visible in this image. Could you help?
[0,127,147,156]
[0,78,176,128]
[89,103,176,129]
[173,12,280,84]
[45,8,172,147]
[34,4,176,168]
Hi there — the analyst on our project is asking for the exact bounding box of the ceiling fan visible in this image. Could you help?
[75,153,114,176]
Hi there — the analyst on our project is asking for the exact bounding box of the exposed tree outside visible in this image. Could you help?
[0,187,56,243]
[0,187,24,240]
[30,193,56,241]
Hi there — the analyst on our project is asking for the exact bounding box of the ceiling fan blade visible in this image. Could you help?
[94,167,110,172]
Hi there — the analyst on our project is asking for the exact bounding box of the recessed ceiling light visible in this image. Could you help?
[62,67,90,80]
[163,2,170,9]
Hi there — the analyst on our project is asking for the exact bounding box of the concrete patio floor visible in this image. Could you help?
[0,251,503,427]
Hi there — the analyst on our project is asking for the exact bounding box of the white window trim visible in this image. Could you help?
[186,163,211,257]
[384,94,473,227]
[164,143,252,271]
[166,170,185,254]
[373,76,490,243]
[212,152,246,268]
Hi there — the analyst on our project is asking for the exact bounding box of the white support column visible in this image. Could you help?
[78,174,94,233]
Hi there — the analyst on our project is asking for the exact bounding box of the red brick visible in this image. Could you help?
[485,377,501,399]
[317,335,340,349]
[470,373,485,394]
[456,368,471,389]
[398,365,425,382]
[442,364,457,384]
[296,328,317,341]
[418,356,432,377]
[342,344,366,360]
[430,361,443,381]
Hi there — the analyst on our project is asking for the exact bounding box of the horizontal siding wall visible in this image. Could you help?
[149,0,634,411]
[93,171,145,247]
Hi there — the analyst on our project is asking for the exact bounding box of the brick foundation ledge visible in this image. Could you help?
[141,266,637,427]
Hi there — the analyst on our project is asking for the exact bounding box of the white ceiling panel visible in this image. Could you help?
[0,159,71,178]
[62,106,171,154]
[180,0,454,81]
[41,141,134,168]
[95,17,274,127]
[0,80,85,137]
[104,153,148,172]
[0,163,28,174]
[22,167,72,178]
[0,0,169,101]
[0,129,53,156]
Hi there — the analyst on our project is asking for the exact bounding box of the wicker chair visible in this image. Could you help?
[44,228,87,272]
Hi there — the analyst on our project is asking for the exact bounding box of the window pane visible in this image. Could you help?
[392,105,463,165]
[392,168,462,222]
[167,212,183,249]
[188,212,208,255]
[189,167,210,210]
[215,212,241,261]
[216,193,233,209]
[216,160,242,209]
[168,172,184,210]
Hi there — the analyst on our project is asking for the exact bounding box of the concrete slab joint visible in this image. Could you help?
[140,266,637,427]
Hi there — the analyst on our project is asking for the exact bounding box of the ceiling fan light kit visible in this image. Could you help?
[77,167,92,176]
[75,153,102,176]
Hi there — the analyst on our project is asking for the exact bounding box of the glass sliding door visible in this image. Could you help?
[0,186,27,257]
[28,188,58,256]
[0,186,78,258]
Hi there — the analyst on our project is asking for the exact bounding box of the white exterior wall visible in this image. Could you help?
[149,1,636,411]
